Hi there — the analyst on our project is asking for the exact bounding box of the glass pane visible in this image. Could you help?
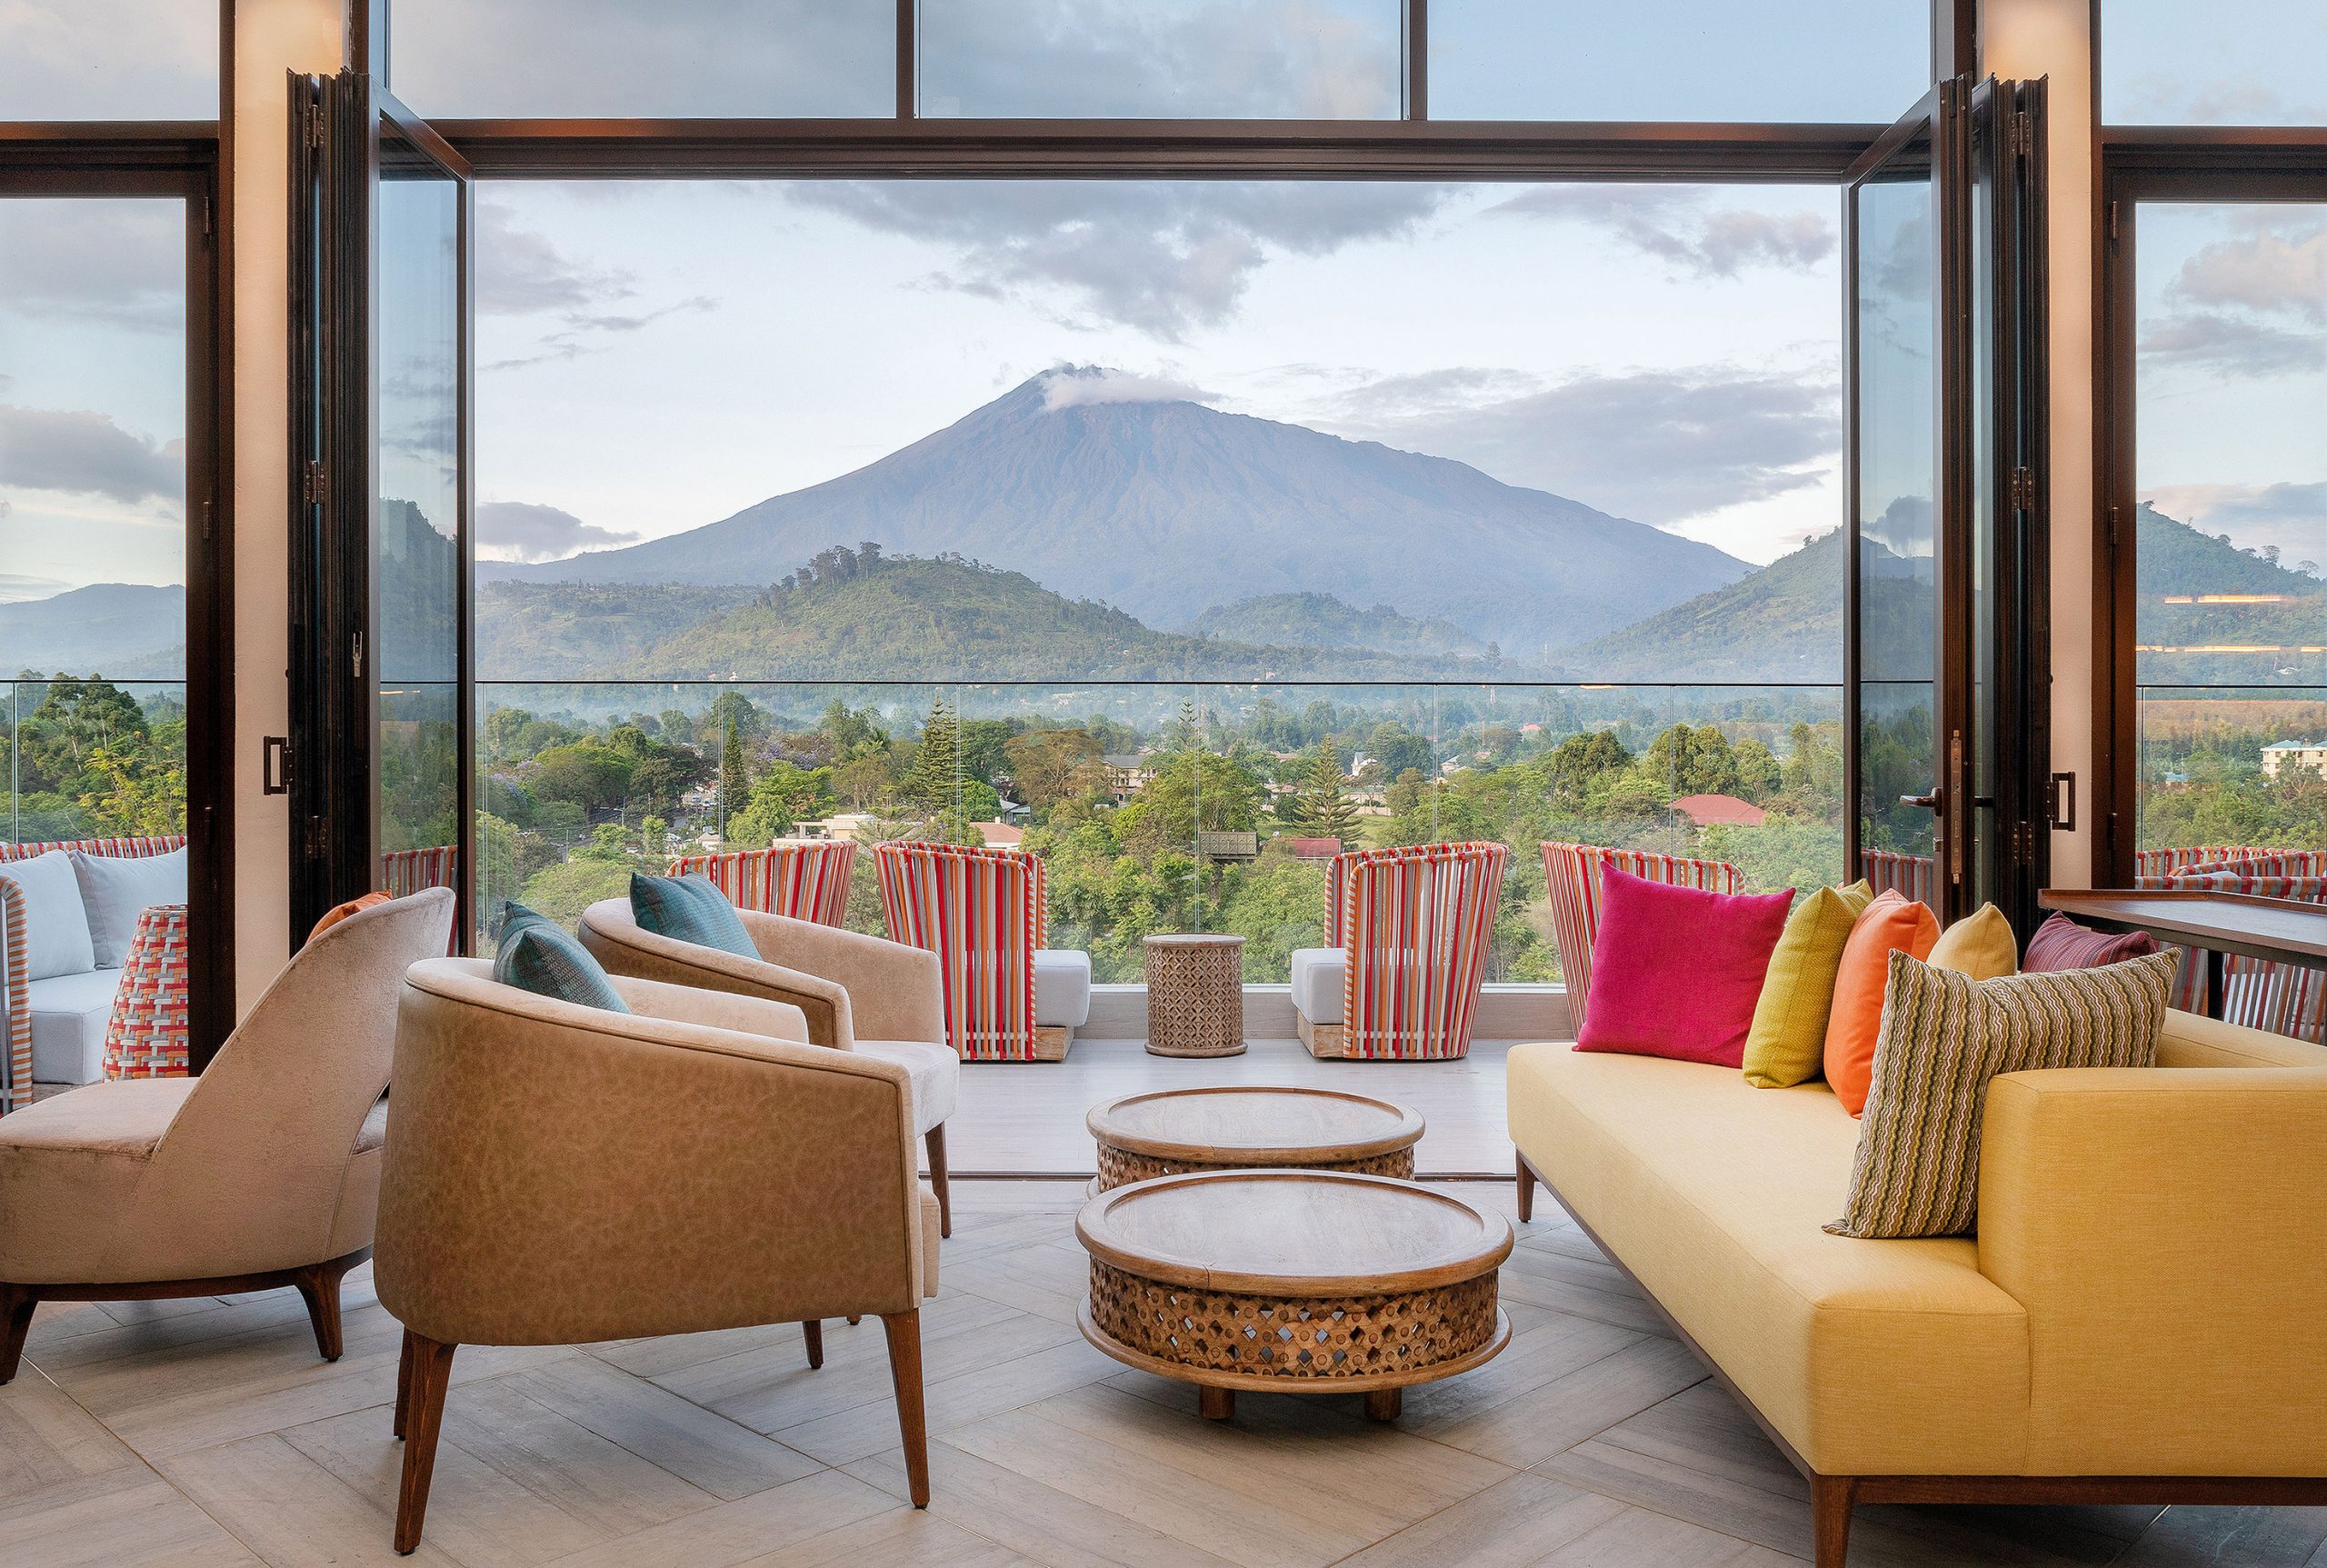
[1430,0,1927,124]
[1853,146,1941,880]
[0,1,216,119]
[2133,202,2327,861]
[919,0,1403,118]
[388,0,894,118]
[375,127,463,900]
[2102,0,2327,126]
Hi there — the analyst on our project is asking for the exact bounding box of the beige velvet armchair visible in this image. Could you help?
[577,897,960,1234]
[0,888,455,1384]
[377,958,939,1554]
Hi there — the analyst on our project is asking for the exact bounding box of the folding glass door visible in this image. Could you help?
[290,75,474,944]
[1844,76,2047,930]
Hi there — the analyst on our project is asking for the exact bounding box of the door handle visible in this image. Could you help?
[1900,791,1941,812]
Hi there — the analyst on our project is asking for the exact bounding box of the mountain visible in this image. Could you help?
[1183,593,1486,659]
[485,367,1751,652]
[0,584,186,680]
[479,553,1519,682]
[1557,531,1847,682]
[2136,504,2327,684]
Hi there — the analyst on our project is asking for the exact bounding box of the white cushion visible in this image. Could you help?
[1290,946,1347,1024]
[26,967,121,1085]
[1034,949,1092,1027]
[71,848,187,968]
[854,1038,960,1134]
[5,851,96,980]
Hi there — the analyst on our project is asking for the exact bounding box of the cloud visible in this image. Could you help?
[2140,311,2325,377]
[1313,365,1840,524]
[476,501,644,564]
[0,405,180,504]
[2173,212,2327,324]
[2145,482,2327,571]
[1041,367,1215,411]
[791,181,1448,340]
[1491,186,1835,279]
[478,202,719,371]
[0,573,71,604]
[0,200,184,331]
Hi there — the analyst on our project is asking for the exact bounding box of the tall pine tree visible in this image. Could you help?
[716,713,752,833]
[1291,744,1360,846]
[904,695,962,818]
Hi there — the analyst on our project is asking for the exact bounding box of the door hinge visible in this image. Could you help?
[2013,821,2036,865]
[200,499,214,541]
[202,193,214,237]
[304,814,328,859]
[303,459,326,504]
[2009,466,2037,511]
[2012,110,2033,157]
[2106,199,2120,245]
[305,100,326,148]
[2106,504,2122,554]
[352,630,365,678]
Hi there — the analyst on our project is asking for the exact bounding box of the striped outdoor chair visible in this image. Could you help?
[1292,841,1509,1061]
[1539,842,1742,1034]
[2135,853,2327,1036]
[2,835,185,1115]
[103,904,191,1080]
[1860,847,1940,908]
[874,840,1090,1061]
[380,846,461,954]
[670,841,858,927]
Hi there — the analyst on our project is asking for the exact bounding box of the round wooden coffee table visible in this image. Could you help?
[1076,1169,1512,1422]
[1087,1086,1425,1193]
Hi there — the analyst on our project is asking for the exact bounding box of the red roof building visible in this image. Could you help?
[1283,836,1346,860]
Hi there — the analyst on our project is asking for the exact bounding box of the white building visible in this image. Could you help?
[2261,741,2327,782]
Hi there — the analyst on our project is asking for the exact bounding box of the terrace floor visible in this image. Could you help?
[5,1180,2317,1568]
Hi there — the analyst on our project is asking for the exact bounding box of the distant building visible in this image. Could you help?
[1671,793,1767,827]
[2262,741,2327,782]
[1283,836,1345,861]
[973,821,1024,848]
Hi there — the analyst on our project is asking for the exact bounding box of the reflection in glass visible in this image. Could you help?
[375,130,463,889]
[2102,0,2327,126]
[1430,0,1927,125]
[0,0,216,119]
[388,0,893,118]
[919,0,1403,118]
[2132,202,2327,855]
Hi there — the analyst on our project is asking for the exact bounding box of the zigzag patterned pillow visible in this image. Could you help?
[1829,949,2176,1239]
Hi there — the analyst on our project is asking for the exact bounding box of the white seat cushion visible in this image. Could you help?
[26,967,122,1085]
[1034,949,1092,1027]
[1289,946,1346,1024]
[854,1038,960,1134]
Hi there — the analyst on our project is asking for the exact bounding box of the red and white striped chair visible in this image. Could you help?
[1860,847,1939,908]
[874,840,1089,1061]
[2134,849,2327,1039]
[380,845,460,954]
[670,841,858,928]
[1291,841,1509,1061]
[2,835,185,1114]
[1539,842,1742,1034]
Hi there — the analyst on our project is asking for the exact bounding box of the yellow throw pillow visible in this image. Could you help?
[1928,903,2017,981]
[1742,879,1874,1089]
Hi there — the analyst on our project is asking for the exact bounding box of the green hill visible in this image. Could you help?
[1183,592,1487,659]
[2136,504,2327,684]
[481,552,1515,682]
[1556,529,1848,682]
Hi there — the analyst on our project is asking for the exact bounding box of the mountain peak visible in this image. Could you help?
[1029,365,1215,414]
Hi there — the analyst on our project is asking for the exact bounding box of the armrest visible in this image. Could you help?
[579,916,855,1048]
[738,909,944,1045]
[604,973,810,1044]
[1979,1065,2327,1472]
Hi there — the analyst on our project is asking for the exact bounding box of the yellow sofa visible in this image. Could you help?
[1507,1009,2327,1568]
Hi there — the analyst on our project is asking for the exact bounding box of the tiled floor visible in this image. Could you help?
[5,1180,2321,1568]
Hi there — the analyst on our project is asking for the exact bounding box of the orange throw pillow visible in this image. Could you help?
[309,890,391,942]
[1822,889,1940,1116]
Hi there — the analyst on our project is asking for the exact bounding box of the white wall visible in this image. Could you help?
[1982,0,2098,888]
[230,0,345,1013]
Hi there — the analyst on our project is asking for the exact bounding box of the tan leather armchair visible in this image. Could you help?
[577,897,959,1234]
[377,957,939,1553]
[0,888,455,1384]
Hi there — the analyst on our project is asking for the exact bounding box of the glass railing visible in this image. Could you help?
[2135,684,2327,860]
[474,680,1846,979]
[4,678,191,845]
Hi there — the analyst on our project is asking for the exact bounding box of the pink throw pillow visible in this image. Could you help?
[1574,868,1793,1067]
[2024,913,2160,972]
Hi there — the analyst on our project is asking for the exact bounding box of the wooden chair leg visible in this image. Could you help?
[881,1310,930,1508]
[802,1319,824,1370]
[1515,1153,1536,1223]
[925,1124,952,1239]
[1810,1474,1857,1568]
[393,1331,415,1439]
[394,1332,457,1555]
[293,1255,356,1363]
[0,1284,36,1386]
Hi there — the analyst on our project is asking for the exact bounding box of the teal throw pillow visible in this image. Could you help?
[630,872,758,960]
[493,917,632,1014]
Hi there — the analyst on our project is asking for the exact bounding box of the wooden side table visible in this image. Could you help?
[1087,1086,1424,1192]
[1143,934,1246,1057]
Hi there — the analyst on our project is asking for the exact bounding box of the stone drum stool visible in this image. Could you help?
[1143,934,1246,1057]
[1077,1169,1512,1421]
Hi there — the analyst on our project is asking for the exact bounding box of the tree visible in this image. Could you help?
[1005,727,1103,809]
[1286,744,1360,845]
[729,760,837,845]
[902,695,962,816]
[527,743,634,813]
[716,713,752,831]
